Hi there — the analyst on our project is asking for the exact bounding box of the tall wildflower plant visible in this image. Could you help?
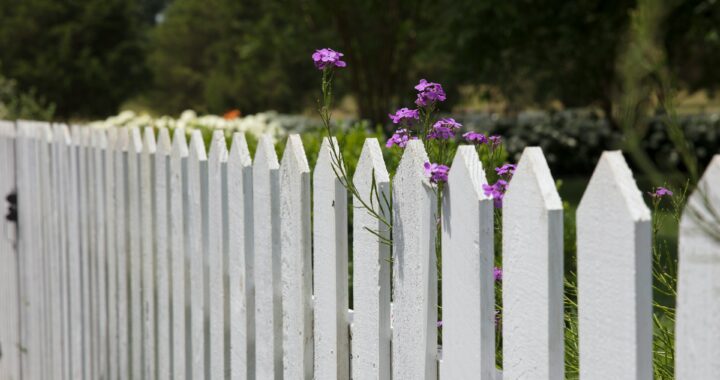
[313,48,512,349]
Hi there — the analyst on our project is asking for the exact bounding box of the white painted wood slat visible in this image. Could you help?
[105,127,119,380]
[170,128,189,380]
[187,130,208,380]
[94,129,109,379]
[392,140,438,380]
[253,134,282,379]
[115,127,131,379]
[141,127,157,380]
[676,154,720,379]
[155,127,172,380]
[313,137,349,379]
[67,125,84,380]
[0,121,20,380]
[440,146,495,379]
[208,130,228,380]
[351,138,391,380]
[227,132,254,380]
[280,134,313,379]
[577,151,652,380]
[502,147,564,380]
[128,127,144,380]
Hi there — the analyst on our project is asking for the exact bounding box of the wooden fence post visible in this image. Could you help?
[280,134,313,379]
[170,128,189,379]
[227,132,254,379]
[141,127,157,380]
[392,140,437,380]
[577,151,652,380]
[440,145,495,379]
[313,137,349,379]
[253,134,282,379]
[502,147,564,380]
[676,155,720,379]
[155,127,172,380]
[351,138,391,380]
[115,127,131,379]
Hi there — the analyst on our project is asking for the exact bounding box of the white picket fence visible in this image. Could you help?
[0,119,718,380]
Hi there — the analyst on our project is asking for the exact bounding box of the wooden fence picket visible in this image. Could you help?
[141,127,157,380]
[93,129,109,379]
[54,124,72,380]
[577,151,652,380]
[105,127,119,380]
[155,127,172,380]
[350,138,391,380]
[227,132,254,380]
[187,130,208,380]
[115,127,131,379]
[208,130,228,380]
[279,134,313,379]
[313,137,349,379]
[502,147,564,380]
[676,155,720,379]
[128,127,144,380]
[253,134,282,379]
[392,140,438,380]
[0,121,20,380]
[170,127,190,379]
[440,146,495,379]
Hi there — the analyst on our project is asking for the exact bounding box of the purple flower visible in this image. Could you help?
[489,135,502,149]
[424,162,450,184]
[386,129,413,148]
[312,48,347,70]
[495,163,516,178]
[427,118,462,140]
[493,266,503,281]
[414,79,447,107]
[437,320,443,328]
[650,187,673,198]
[388,107,420,125]
[483,179,508,208]
[463,131,488,145]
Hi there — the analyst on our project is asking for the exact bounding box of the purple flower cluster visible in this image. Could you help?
[489,135,502,148]
[386,128,414,148]
[388,107,420,125]
[483,179,508,208]
[463,131,488,144]
[495,163,516,177]
[427,118,462,140]
[414,79,446,107]
[312,48,347,70]
[493,266,502,281]
[424,162,450,184]
[650,187,673,198]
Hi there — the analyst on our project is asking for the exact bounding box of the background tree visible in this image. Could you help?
[0,0,150,119]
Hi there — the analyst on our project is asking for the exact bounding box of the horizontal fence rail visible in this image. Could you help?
[0,120,718,380]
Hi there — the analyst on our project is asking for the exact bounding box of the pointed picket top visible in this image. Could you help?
[676,155,720,379]
[440,146,495,379]
[189,129,207,161]
[351,137,391,380]
[254,134,280,170]
[280,134,310,174]
[0,120,14,137]
[392,139,437,380]
[354,138,390,185]
[130,127,143,154]
[70,124,82,146]
[501,147,564,380]
[156,127,171,156]
[209,129,228,164]
[94,128,108,150]
[579,151,650,221]
[280,134,313,379]
[313,137,350,379]
[142,127,157,155]
[116,127,129,152]
[171,127,189,157]
[577,150,652,380]
[229,132,252,167]
[106,126,117,150]
[39,122,52,142]
[80,124,91,148]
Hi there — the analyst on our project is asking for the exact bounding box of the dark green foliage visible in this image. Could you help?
[0,0,150,119]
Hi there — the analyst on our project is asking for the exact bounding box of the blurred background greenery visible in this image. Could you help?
[0,0,718,180]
